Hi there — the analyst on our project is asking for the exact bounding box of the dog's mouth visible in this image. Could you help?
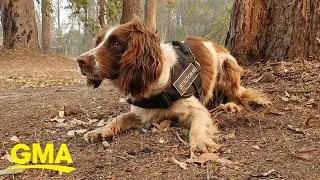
[86,78,102,88]
[78,64,102,88]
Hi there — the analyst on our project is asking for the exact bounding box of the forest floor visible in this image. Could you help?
[0,48,319,180]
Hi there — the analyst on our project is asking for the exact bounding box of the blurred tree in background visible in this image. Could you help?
[0,0,233,57]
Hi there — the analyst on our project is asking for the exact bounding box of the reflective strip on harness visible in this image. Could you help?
[173,63,199,96]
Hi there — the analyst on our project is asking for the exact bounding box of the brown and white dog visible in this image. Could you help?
[77,19,270,154]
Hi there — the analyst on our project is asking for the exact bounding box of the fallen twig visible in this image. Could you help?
[265,89,320,93]
[287,125,306,135]
[296,148,319,153]
[258,119,267,144]
[175,131,189,146]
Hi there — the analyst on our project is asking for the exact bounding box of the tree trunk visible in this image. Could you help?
[120,0,140,24]
[98,0,106,28]
[57,0,61,40]
[226,0,320,64]
[0,0,40,50]
[144,0,156,30]
[84,3,94,51]
[42,0,51,53]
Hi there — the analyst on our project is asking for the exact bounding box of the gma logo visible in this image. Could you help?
[9,143,76,173]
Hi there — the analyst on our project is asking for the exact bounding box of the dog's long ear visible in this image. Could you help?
[119,19,163,99]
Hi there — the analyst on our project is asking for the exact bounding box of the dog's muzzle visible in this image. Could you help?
[77,55,97,76]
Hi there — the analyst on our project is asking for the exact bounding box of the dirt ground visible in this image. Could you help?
[0,48,319,180]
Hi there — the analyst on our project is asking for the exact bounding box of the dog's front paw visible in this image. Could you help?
[84,125,116,143]
[217,102,243,112]
[190,136,221,154]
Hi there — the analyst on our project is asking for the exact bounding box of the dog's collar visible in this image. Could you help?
[127,41,203,109]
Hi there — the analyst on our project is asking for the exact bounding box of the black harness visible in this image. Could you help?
[127,41,203,109]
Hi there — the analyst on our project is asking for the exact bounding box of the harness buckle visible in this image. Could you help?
[193,61,201,72]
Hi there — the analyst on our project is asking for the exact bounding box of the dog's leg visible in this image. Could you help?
[217,59,271,112]
[239,86,271,107]
[214,59,244,112]
[84,112,140,143]
[216,102,243,112]
[186,103,220,154]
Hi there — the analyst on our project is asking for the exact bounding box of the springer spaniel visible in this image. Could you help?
[77,19,270,154]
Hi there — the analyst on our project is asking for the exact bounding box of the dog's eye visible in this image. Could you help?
[110,39,125,56]
[112,41,121,47]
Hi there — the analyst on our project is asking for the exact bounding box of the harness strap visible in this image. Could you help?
[127,92,174,109]
[171,41,203,99]
[128,41,203,109]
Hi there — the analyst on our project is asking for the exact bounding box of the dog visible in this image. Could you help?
[77,18,270,154]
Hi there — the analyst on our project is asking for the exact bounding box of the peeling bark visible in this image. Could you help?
[226,0,320,64]
[1,0,40,50]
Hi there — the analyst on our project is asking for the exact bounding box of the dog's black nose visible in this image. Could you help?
[77,56,90,65]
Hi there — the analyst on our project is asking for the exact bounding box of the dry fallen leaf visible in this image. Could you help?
[281,96,290,102]
[56,118,65,123]
[251,169,277,177]
[290,95,298,101]
[218,158,240,169]
[102,141,110,147]
[88,119,99,124]
[172,157,188,170]
[262,169,277,176]
[71,119,90,125]
[45,130,57,134]
[67,129,87,137]
[186,153,220,164]
[141,128,148,133]
[97,120,105,127]
[225,130,236,139]
[281,94,299,102]
[0,151,14,163]
[59,111,65,118]
[0,165,26,176]
[287,125,305,134]
[152,120,172,131]
[292,153,312,161]
[50,116,65,123]
[159,138,165,144]
[159,120,172,131]
[55,122,74,129]
[10,135,20,143]
[252,145,260,150]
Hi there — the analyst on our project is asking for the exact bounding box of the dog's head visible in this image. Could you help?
[77,19,163,98]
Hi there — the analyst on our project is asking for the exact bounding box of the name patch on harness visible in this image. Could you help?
[173,63,199,96]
